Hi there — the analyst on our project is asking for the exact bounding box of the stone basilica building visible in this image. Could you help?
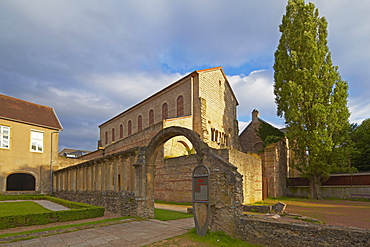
[55,67,287,206]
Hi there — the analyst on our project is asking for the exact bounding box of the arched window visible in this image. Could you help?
[7,173,35,191]
[105,131,108,144]
[138,115,142,131]
[128,120,132,135]
[177,95,184,117]
[149,109,154,126]
[119,124,123,139]
[162,103,168,120]
[112,128,115,142]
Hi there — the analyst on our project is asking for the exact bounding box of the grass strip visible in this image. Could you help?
[0,216,132,239]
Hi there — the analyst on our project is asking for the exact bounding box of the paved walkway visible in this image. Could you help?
[33,200,70,211]
[0,218,194,247]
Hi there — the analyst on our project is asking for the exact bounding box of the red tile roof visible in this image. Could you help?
[0,94,62,130]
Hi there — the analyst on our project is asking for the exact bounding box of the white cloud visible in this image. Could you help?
[229,70,277,122]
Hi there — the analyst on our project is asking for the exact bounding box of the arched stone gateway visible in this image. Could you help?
[134,126,244,237]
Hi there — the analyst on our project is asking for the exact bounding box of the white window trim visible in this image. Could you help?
[0,125,10,149]
[30,130,44,153]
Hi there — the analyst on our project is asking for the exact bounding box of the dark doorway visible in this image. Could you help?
[6,173,36,191]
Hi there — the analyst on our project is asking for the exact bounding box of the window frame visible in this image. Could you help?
[0,125,10,149]
[30,130,44,153]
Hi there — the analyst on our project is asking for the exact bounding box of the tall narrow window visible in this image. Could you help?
[128,120,132,135]
[0,125,10,149]
[112,128,115,142]
[119,124,123,138]
[105,131,108,144]
[177,95,184,116]
[149,109,154,126]
[162,103,168,120]
[138,115,142,131]
[30,130,44,152]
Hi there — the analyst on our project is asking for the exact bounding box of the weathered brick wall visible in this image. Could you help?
[154,148,262,205]
[154,155,197,202]
[237,215,370,247]
[54,190,137,216]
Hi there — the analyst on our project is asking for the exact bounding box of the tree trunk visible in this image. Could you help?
[309,175,322,199]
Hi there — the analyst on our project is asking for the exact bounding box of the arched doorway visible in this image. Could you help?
[6,173,36,191]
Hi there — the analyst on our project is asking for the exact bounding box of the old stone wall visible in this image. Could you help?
[237,216,370,247]
[203,149,244,237]
[54,190,137,216]
[155,155,196,203]
[154,148,262,205]
[261,140,287,198]
[196,69,239,150]
[216,149,262,204]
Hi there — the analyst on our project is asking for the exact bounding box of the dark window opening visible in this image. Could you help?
[138,115,142,131]
[177,95,184,116]
[7,173,36,191]
[162,103,168,120]
[128,120,132,135]
[149,109,154,126]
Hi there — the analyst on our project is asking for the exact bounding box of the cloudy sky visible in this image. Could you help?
[1,0,369,151]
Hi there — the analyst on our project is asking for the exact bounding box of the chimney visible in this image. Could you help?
[252,109,259,122]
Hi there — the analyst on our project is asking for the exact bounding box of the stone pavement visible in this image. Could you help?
[0,217,194,247]
[33,200,70,211]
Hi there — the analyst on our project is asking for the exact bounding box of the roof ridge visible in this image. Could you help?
[0,94,52,110]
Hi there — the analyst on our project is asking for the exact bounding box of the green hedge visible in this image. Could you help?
[0,195,105,229]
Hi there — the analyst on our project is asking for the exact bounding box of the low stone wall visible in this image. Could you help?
[53,190,137,216]
[243,202,286,214]
[237,215,370,247]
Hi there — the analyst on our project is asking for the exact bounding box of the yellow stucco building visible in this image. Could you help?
[0,94,62,194]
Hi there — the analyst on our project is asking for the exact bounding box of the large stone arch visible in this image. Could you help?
[134,126,244,238]
[134,126,209,218]
[146,126,208,164]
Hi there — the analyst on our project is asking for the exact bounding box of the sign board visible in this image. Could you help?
[192,164,210,237]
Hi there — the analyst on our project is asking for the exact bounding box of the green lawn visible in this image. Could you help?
[154,208,193,221]
[0,201,51,216]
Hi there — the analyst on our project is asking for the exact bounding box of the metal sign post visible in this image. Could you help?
[192,164,210,237]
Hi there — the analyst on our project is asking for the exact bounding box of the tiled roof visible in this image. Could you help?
[0,94,62,130]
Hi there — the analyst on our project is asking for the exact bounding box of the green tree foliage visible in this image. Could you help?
[274,0,351,199]
[257,122,285,150]
[351,119,370,171]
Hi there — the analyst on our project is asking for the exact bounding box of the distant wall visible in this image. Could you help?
[287,173,370,199]
[286,186,370,199]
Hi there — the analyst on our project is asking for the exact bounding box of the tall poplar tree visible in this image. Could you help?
[274,0,351,199]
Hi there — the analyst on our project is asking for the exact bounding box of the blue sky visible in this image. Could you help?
[1,0,369,151]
